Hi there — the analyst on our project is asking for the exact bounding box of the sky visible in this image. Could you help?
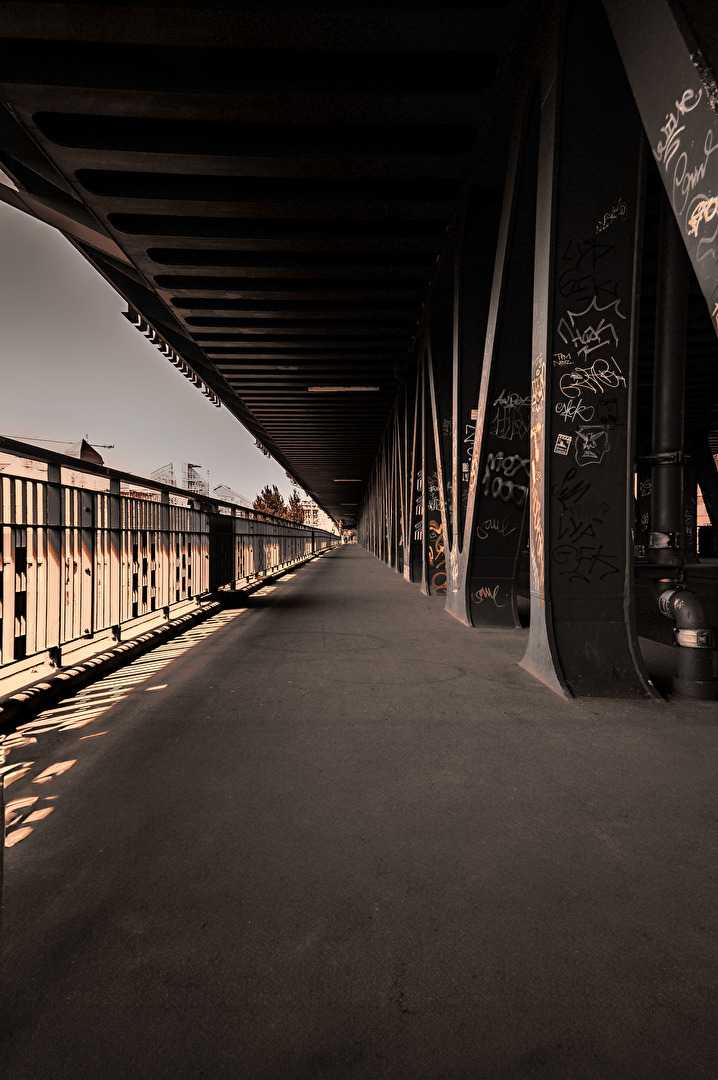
[0,199,301,504]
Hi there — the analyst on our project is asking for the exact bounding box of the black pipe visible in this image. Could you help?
[653,580,717,699]
[649,201,717,699]
[649,200,688,570]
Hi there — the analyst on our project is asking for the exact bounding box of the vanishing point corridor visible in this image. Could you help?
[1,546,716,1079]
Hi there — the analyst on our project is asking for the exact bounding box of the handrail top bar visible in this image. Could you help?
[0,433,328,533]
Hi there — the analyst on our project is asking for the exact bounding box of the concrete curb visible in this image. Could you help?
[0,602,221,736]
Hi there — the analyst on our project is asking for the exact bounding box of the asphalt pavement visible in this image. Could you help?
[1,546,717,1079]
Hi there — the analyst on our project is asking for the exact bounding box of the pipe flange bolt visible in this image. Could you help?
[674,627,716,649]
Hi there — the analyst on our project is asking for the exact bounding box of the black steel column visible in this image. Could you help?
[462,83,538,628]
[521,0,657,697]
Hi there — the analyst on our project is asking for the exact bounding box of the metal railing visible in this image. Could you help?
[0,436,339,696]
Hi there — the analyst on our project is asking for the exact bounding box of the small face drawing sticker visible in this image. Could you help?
[575,426,610,466]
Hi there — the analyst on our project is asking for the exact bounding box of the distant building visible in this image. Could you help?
[184,463,209,496]
[213,484,252,508]
[151,462,175,486]
[300,497,337,533]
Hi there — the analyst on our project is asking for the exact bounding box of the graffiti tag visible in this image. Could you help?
[481,452,530,507]
[595,197,627,235]
[490,388,530,442]
[476,516,518,541]
[472,584,507,607]
[654,87,703,169]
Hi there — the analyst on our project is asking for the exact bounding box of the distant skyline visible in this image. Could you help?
[0,200,302,505]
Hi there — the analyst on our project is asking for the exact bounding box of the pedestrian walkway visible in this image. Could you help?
[1,546,717,1079]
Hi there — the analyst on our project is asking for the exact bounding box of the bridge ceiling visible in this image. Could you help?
[0,1,522,523]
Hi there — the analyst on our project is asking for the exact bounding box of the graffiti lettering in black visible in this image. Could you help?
[554,542,621,584]
[481,451,529,506]
[552,467,592,510]
[558,511,603,544]
[596,393,618,429]
[558,239,617,305]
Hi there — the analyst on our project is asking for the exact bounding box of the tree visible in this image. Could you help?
[253,484,287,518]
[286,490,305,524]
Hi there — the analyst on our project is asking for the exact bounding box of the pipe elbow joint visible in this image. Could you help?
[657,584,716,648]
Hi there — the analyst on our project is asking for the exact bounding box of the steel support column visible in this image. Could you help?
[455,84,538,628]
[603,0,718,339]
[521,0,657,697]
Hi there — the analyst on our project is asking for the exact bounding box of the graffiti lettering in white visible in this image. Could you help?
[490,388,530,442]
[476,516,518,541]
[464,422,476,460]
[555,398,595,424]
[559,356,625,398]
[557,295,625,361]
[654,88,703,169]
[595,198,627,234]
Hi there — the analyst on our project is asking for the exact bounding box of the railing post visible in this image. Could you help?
[108,477,121,634]
[159,488,170,616]
[45,463,63,656]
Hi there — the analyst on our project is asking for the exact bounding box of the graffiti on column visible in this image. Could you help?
[481,451,529,505]
[550,236,627,586]
[653,87,718,265]
[462,413,476,508]
[489,388,530,442]
[413,468,423,543]
[530,355,546,599]
[428,517,447,595]
[426,471,441,513]
[470,371,531,621]
[650,82,718,338]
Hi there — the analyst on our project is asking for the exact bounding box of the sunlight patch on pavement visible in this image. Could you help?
[2,607,245,847]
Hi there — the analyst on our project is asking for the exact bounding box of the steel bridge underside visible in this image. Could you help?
[0,0,717,698]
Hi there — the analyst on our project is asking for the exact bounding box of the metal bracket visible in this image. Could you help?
[674,628,716,649]
[649,531,683,550]
[638,451,690,465]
